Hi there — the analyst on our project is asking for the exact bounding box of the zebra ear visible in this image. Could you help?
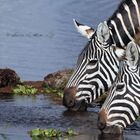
[73,19,94,40]
[126,41,139,67]
[96,21,110,43]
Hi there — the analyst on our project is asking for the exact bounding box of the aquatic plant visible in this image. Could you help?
[29,128,78,139]
[66,128,78,136]
[44,84,64,98]
[13,85,38,95]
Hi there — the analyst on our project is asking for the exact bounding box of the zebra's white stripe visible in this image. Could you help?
[67,59,87,87]
[134,96,140,106]
[108,106,136,121]
[77,84,93,89]
[108,113,131,125]
[81,76,105,88]
[111,20,125,46]
[127,85,140,98]
[131,83,140,92]
[100,65,112,85]
[132,0,140,26]
[102,57,117,78]
[117,13,134,41]
[108,120,126,127]
[108,99,139,116]
[123,3,136,34]
[124,94,135,102]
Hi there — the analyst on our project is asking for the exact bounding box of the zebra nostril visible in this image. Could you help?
[63,94,74,107]
[67,99,75,107]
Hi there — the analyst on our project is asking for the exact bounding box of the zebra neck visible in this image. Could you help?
[107,0,140,48]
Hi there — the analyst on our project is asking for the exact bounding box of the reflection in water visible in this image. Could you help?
[69,133,124,140]
[0,134,8,140]
[98,133,123,140]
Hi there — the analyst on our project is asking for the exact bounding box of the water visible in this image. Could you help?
[0,93,140,140]
[0,0,119,80]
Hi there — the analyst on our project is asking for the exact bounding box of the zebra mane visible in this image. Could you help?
[107,0,131,22]
[107,0,140,47]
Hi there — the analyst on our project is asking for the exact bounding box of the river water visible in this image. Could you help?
[1,0,140,140]
[0,94,140,140]
[0,0,119,80]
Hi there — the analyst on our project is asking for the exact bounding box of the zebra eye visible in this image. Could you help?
[88,59,98,65]
[116,83,125,91]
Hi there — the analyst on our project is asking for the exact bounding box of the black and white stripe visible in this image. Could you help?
[66,22,123,102]
[107,0,140,47]
[98,41,140,133]
[63,0,140,110]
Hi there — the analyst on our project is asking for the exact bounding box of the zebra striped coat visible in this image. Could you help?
[98,41,140,134]
[63,0,140,111]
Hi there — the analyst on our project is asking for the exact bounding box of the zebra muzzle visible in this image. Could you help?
[63,87,77,107]
[63,87,87,111]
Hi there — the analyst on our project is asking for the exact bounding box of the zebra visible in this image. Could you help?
[63,0,140,111]
[98,41,140,134]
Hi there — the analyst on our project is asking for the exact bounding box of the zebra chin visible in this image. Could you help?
[63,87,88,111]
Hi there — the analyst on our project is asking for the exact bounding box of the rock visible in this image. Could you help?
[44,69,73,89]
[0,68,20,87]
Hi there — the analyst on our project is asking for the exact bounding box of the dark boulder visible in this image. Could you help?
[44,69,73,89]
[0,68,20,87]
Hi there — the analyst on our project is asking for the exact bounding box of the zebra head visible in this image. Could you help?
[98,41,140,134]
[63,20,125,111]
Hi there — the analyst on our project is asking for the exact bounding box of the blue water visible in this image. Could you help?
[0,0,119,80]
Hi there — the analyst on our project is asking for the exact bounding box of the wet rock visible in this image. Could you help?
[44,69,73,89]
[0,68,20,87]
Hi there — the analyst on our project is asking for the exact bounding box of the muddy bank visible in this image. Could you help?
[0,68,73,94]
[0,68,106,104]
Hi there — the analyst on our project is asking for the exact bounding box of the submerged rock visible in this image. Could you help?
[0,68,20,87]
[44,69,73,89]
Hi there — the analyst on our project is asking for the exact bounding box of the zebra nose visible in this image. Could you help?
[63,87,77,108]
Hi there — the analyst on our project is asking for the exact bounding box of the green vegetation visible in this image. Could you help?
[13,85,38,95]
[44,84,64,98]
[45,88,63,98]
[29,128,78,140]
[66,128,78,136]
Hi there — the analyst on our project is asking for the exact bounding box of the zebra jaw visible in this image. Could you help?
[73,19,94,40]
